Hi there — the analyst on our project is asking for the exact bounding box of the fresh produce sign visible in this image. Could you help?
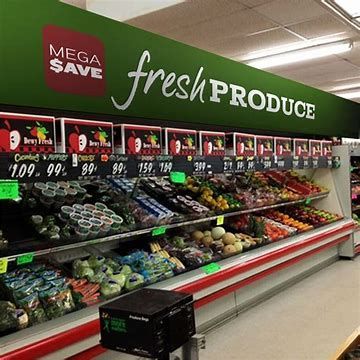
[0,0,359,138]
[309,140,322,157]
[199,131,225,156]
[119,124,161,155]
[294,138,309,157]
[164,128,196,156]
[58,118,113,154]
[231,133,256,157]
[274,137,292,157]
[256,136,273,157]
[0,113,55,153]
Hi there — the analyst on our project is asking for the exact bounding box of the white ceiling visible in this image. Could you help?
[62,0,360,102]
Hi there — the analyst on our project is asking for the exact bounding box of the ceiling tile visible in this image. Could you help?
[126,0,246,34]
[288,14,352,39]
[212,28,302,58]
[339,43,360,67]
[253,0,327,26]
[237,0,273,7]
[166,8,277,47]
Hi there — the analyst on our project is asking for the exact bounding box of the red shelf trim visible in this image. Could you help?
[2,319,100,360]
[1,222,353,360]
[66,344,107,360]
[194,235,349,309]
[175,223,354,295]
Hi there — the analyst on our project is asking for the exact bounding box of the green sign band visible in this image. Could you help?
[0,0,359,137]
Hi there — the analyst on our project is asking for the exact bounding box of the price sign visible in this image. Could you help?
[202,262,221,275]
[137,158,155,177]
[247,158,256,171]
[293,157,299,169]
[158,161,173,175]
[152,226,167,236]
[193,160,206,173]
[223,158,233,173]
[216,215,224,225]
[0,180,19,199]
[303,158,310,169]
[46,162,66,178]
[312,157,319,168]
[17,252,34,265]
[262,158,272,170]
[0,258,8,274]
[277,158,285,169]
[112,162,126,176]
[327,158,333,168]
[235,159,246,172]
[9,163,37,179]
[170,171,186,184]
[80,162,97,176]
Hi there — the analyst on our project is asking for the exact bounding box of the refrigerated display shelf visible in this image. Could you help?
[2,192,330,262]
[0,218,354,359]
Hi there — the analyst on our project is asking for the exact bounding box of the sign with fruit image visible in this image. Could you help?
[165,128,196,156]
[309,140,321,157]
[59,118,113,154]
[294,138,309,157]
[321,140,332,157]
[233,133,255,156]
[274,137,292,156]
[256,136,273,157]
[0,112,55,153]
[121,124,161,155]
[199,131,225,156]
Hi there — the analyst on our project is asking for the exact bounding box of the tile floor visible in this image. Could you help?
[97,257,360,360]
[200,257,360,360]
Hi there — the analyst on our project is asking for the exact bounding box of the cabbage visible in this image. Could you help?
[119,265,132,277]
[76,266,94,280]
[104,258,120,272]
[87,271,106,284]
[125,273,144,292]
[110,272,126,287]
[88,256,105,268]
[100,280,121,298]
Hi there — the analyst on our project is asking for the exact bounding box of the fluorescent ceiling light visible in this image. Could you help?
[335,89,360,99]
[333,0,360,17]
[329,82,360,92]
[86,0,185,21]
[246,39,352,69]
[321,1,360,31]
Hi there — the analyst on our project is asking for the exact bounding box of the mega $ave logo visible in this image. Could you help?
[43,25,105,96]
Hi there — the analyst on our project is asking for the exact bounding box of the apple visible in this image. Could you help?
[0,129,11,151]
[69,133,80,152]
[237,141,245,155]
[258,143,264,155]
[127,136,135,154]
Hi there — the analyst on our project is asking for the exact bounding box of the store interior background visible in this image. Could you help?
[62,0,360,103]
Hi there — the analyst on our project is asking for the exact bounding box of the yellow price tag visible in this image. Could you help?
[0,258,8,274]
[216,215,224,225]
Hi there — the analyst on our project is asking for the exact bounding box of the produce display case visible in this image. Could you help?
[350,148,360,254]
[0,144,355,359]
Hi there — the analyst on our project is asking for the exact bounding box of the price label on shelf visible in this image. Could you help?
[223,158,233,173]
[305,197,312,205]
[293,157,299,169]
[157,156,173,176]
[261,157,272,170]
[202,262,221,275]
[193,160,207,174]
[9,163,38,179]
[327,158,333,168]
[137,161,155,176]
[216,215,224,225]
[17,252,34,265]
[246,158,256,171]
[277,158,285,169]
[235,158,246,172]
[152,226,167,236]
[170,171,186,184]
[312,157,319,168]
[0,180,19,199]
[303,158,310,169]
[0,258,8,274]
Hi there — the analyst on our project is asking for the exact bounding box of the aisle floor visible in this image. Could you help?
[200,257,360,360]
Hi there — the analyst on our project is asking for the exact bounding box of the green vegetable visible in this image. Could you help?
[119,265,132,277]
[104,258,120,272]
[88,256,105,268]
[100,280,121,298]
[18,294,47,325]
[125,273,144,292]
[109,272,126,287]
